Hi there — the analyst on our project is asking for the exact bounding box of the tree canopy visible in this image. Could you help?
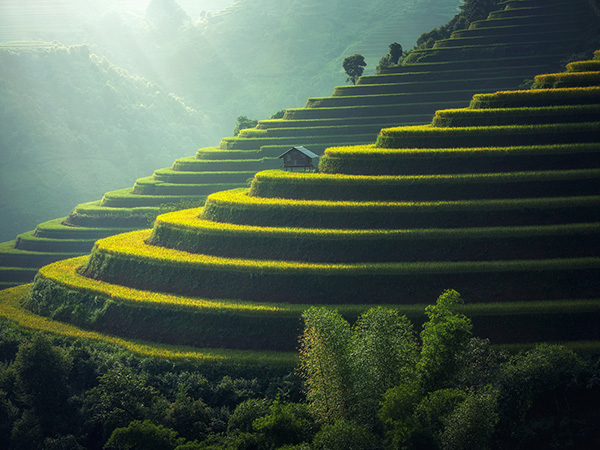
[343,54,366,85]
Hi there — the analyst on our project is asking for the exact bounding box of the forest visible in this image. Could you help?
[0,291,598,449]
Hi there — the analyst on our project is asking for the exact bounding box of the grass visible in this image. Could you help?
[0,240,82,267]
[0,267,39,282]
[68,201,160,219]
[132,179,247,196]
[219,134,374,150]
[145,170,257,184]
[470,86,600,108]
[322,143,600,159]
[153,208,600,242]
[14,230,95,253]
[38,257,289,315]
[249,167,600,201]
[100,188,207,208]
[567,60,600,72]
[149,208,600,263]
[256,116,423,129]
[86,229,600,278]
[202,187,600,230]
[283,101,466,120]
[359,64,550,84]
[431,104,600,127]
[238,123,394,138]
[32,217,137,240]
[534,71,600,89]
[319,143,600,176]
[434,29,575,48]
[332,76,526,96]
[305,90,481,108]
[22,256,600,348]
[376,122,600,148]
[0,284,297,367]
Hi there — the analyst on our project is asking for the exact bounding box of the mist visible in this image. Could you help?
[0,0,460,241]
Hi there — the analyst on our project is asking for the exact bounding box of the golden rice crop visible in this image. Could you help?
[38,256,290,314]
[154,209,600,241]
[323,143,600,158]
[89,229,600,276]
[0,285,296,366]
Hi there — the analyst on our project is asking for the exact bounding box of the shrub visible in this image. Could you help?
[233,116,258,136]
[104,420,184,450]
[312,419,381,450]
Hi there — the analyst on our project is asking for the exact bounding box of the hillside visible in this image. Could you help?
[0,42,217,242]
[0,0,461,245]
[1,0,597,289]
[57,0,462,122]
[2,51,599,363]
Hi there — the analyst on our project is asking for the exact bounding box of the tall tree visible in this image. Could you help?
[350,307,418,428]
[12,334,73,429]
[343,54,366,85]
[417,290,472,393]
[299,307,353,424]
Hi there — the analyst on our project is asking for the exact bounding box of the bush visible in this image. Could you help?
[252,401,317,448]
[227,398,271,433]
[104,420,184,450]
[312,419,381,450]
[233,116,258,136]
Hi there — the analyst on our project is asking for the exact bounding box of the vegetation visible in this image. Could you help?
[233,116,259,137]
[414,0,502,50]
[376,42,406,72]
[0,44,215,242]
[343,54,367,85]
[4,0,597,291]
[0,288,598,449]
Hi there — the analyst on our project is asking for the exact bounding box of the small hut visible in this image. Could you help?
[278,146,319,172]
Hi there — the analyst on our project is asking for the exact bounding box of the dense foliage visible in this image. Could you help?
[415,0,501,50]
[343,54,367,85]
[1,290,598,449]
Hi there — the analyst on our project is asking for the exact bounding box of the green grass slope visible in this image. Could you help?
[5,55,599,360]
[0,0,597,289]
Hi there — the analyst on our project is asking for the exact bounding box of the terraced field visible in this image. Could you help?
[2,53,598,363]
[0,0,596,290]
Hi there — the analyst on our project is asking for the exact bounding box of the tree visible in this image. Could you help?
[12,334,73,431]
[441,387,498,450]
[104,420,184,450]
[312,419,381,450]
[416,290,472,393]
[85,366,160,438]
[493,344,598,449]
[233,115,258,136]
[343,54,366,85]
[388,43,403,65]
[228,398,271,433]
[299,307,352,424]
[252,400,317,448]
[350,307,418,428]
[300,307,420,430]
[270,109,286,120]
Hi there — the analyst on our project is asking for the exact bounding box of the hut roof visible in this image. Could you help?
[278,146,319,159]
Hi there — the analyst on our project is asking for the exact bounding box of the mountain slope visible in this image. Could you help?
[0,42,216,242]
[2,52,599,362]
[1,0,598,289]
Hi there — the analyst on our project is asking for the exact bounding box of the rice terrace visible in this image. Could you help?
[0,0,599,449]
